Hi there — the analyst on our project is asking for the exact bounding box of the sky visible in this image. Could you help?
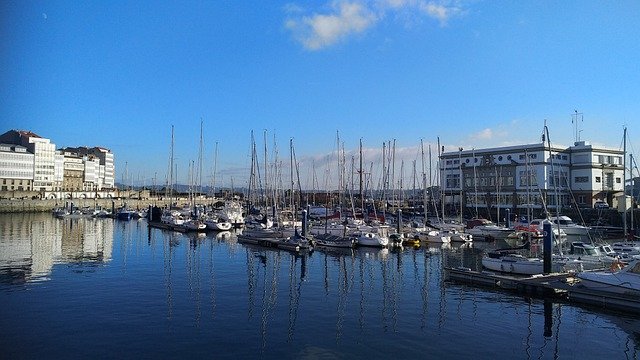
[2,1,640,190]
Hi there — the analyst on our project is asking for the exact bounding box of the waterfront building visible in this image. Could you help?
[62,146,115,190]
[61,150,85,193]
[0,143,34,191]
[439,140,625,219]
[0,130,57,192]
[0,130,116,199]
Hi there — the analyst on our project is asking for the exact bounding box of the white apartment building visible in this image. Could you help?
[439,140,625,217]
[0,130,57,192]
[63,146,115,189]
[0,143,34,191]
[0,130,116,198]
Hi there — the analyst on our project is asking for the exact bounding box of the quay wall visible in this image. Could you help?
[0,197,217,214]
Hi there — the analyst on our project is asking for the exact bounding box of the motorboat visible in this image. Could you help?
[183,219,207,232]
[577,260,640,296]
[481,252,583,275]
[564,241,620,270]
[418,230,451,243]
[611,241,640,258]
[546,215,591,239]
[161,210,185,226]
[466,218,512,241]
[204,216,232,231]
[447,229,473,242]
[354,225,390,247]
[219,200,245,227]
[116,208,137,221]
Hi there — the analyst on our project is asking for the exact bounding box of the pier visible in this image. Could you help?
[445,267,640,314]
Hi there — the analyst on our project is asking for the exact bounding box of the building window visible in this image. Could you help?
[575,176,588,183]
[578,195,586,204]
[616,177,621,184]
[595,176,601,183]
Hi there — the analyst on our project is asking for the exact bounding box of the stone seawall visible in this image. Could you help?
[0,197,213,213]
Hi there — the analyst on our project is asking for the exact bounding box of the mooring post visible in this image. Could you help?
[301,209,308,238]
[543,222,552,274]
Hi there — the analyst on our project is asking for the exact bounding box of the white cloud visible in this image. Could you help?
[286,2,378,51]
[286,0,466,50]
[420,1,463,26]
[470,128,494,141]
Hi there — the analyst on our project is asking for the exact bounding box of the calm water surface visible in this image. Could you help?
[1,213,638,359]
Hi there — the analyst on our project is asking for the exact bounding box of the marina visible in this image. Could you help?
[1,212,639,359]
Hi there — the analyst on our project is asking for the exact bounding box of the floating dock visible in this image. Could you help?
[237,235,301,252]
[445,267,640,314]
[147,221,188,233]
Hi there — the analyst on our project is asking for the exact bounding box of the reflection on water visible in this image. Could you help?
[0,213,638,359]
[0,213,113,284]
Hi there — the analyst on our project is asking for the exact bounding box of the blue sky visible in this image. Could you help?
[2,1,639,189]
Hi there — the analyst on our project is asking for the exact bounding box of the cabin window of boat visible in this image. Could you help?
[586,248,599,255]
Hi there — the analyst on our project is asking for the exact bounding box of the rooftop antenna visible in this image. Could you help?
[572,110,583,143]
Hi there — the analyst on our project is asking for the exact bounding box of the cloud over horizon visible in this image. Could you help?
[285,0,466,50]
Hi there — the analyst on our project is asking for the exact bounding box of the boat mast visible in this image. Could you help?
[212,141,218,199]
[624,126,628,237]
[359,139,363,200]
[630,152,634,235]
[420,139,427,225]
[263,129,269,213]
[473,148,478,217]
[198,118,204,197]
[459,147,463,225]
[168,125,175,207]
[544,122,562,253]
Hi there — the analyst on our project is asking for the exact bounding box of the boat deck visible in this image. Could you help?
[445,267,640,314]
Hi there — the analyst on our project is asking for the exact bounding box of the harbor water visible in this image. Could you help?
[1,213,638,359]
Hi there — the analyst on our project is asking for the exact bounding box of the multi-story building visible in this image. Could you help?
[62,146,115,189]
[0,143,34,191]
[0,130,57,192]
[0,130,116,198]
[439,140,625,218]
[61,151,85,192]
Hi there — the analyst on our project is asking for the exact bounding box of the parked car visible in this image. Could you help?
[594,200,610,209]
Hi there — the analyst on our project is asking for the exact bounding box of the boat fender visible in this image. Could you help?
[610,259,624,272]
